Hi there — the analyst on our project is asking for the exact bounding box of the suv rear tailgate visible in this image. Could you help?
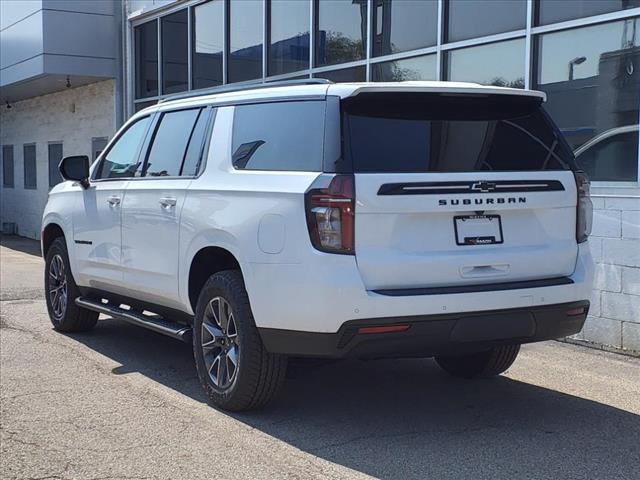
[342,91,579,292]
[354,170,577,290]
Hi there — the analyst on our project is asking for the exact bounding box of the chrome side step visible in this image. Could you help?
[75,297,192,342]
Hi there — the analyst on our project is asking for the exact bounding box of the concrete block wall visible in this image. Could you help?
[0,80,115,239]
[570,195,640,354]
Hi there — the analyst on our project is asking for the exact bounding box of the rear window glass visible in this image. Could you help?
[342,93,575,173]
[232,101,325,171]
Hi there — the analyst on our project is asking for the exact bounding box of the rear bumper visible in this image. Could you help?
[259,300,589,358]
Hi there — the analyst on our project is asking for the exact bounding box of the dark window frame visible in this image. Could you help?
[23,143,37,190]
[2,144,14,188]
[48,142,64,188]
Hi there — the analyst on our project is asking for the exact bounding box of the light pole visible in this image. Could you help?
[569,56,587,81]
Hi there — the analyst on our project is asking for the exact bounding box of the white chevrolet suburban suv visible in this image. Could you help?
[42,80,594,411]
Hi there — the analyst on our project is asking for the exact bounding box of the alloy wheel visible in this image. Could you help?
[48,254,68,320]
[201,297,239,390]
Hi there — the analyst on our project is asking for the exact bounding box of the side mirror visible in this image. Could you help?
[59,155,90,188]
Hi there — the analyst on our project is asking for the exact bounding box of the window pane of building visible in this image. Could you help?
[269,0,309,75]
[446,0,526,43]
[372,0,438,57]
[229,0,262,82]
[23,144,36,189]
[162,10,188,94]
[317,0,366,66]
[232,102,324,171]
[535,19,640,182]
[135,20,158,98]
[314,65,366,82]
[134,100,156,113]
[371,54,436,81]
[537,0,640,26]
[446,38,525,88]
[48,143,63,188]
[192,0,224,89]
[145,109,201,177]
[2,145,14,188]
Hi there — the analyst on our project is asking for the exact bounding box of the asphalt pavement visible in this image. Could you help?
[1,235,639,480]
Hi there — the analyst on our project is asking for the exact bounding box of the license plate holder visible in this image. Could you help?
[454,215,503,246]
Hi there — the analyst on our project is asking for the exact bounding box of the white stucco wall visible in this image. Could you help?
[0,79,115,239]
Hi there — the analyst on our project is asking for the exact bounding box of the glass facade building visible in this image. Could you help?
[129,0,640,185]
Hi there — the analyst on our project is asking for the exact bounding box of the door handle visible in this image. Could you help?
[159,197,177,208]
[107,196,121,206]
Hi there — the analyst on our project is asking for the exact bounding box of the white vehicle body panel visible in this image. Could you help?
[121,178,191,309]
[354,170,578,290]
[72,180,128,289]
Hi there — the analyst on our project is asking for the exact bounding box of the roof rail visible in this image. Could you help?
[158,78,333,104]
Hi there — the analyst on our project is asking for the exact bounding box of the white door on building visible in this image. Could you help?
[73,115,153,290]
[120,107,211,310]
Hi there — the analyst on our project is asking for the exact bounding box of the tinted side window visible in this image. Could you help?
[144,108,202,177]
[232,101,325,171]
[96,116,151,179]
[181,108,212,177]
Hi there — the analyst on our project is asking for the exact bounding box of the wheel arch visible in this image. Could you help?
[41,222,66,258]
[187,246,243,313]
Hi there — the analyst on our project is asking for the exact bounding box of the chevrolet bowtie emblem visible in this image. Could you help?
[471,181,497,193]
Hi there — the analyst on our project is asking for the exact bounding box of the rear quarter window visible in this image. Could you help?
[232,101,325,171]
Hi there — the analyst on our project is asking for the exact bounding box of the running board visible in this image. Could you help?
[75,297,192,342]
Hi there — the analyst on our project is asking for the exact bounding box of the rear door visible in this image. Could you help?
[342,92,579,291]
[121,106,213,308]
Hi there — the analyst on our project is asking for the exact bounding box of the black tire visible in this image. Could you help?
[435,344,520,379]
[44,237,98,332]
[193,270,287,411]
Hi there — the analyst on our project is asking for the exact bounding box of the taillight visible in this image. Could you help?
[305,174,355,254]
[574,171,592,243]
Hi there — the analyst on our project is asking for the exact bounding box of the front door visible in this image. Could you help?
[121,107,211,309]
[73,115,153,290]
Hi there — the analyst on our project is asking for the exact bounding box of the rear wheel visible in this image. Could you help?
[44,237,98,332]
[435,344,520,379]
[193,270,287,411]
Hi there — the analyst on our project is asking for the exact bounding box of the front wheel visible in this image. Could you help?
[193,270,287,411]
[44,237,98,332]
[435,344,520,379]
